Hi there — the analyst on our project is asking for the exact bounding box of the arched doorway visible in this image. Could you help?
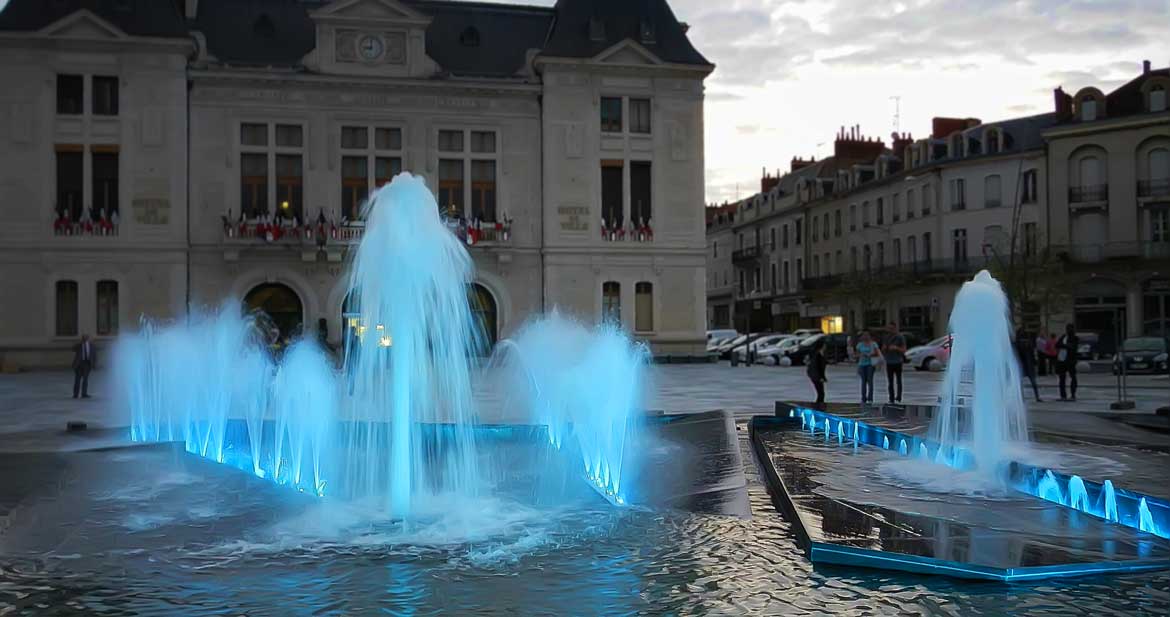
[244,283,304,345]
[469,283,498,351]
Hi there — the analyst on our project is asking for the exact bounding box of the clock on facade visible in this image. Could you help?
[358,35,383,60]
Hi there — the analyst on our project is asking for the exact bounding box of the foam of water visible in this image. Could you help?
[931,271,1030,481]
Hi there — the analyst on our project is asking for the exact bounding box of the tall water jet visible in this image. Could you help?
[1103,480,1119,522]
[342,173,485,517]
[493,312,650,503]
[1037,470,1063,503]
[268,340,337,493]
[1139,498,1155,533]
[931,271,1030,480]
[1068,476,1089,512]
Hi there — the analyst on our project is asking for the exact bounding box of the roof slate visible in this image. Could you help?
[0,0,189,38]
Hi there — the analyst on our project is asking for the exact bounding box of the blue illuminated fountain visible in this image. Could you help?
[117,173,647,520]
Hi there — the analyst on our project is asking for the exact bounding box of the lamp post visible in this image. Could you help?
[1110,308,1135,410]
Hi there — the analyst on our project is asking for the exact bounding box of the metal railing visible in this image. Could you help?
[731,245,761,263]
[1055,241,1170,263]
[53,220,119,237]
[222,219,513,247]
[1070,184,1108,203]
[1139,179,1170,198]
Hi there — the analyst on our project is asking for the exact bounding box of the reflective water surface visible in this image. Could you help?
[1,438,1168,616]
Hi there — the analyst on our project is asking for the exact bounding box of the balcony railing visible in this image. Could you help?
[1056,241,1170,263]
[223,218,513,247]
[731,245,761,263]
[1070,184,1108,203]
[1139,179,1170,198]
[600,221,654,243]
[53,211,120,237]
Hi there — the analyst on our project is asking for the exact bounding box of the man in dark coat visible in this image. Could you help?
[72,334,96,399]
[1056,324,1079,401]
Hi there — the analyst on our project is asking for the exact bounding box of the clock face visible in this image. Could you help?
[358,35,383,60]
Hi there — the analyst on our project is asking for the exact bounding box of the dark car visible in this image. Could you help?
[785,333,850,365]
[1113,337,1170,375]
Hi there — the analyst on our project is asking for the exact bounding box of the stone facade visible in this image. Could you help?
[0,0,713,368]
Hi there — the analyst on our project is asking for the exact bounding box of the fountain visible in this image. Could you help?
[931,271,1030,480]
[1104,480,1119,522]
[1069,475,1089,512]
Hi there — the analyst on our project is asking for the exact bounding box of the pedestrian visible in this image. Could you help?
[1015,327,1043,402]
[882,322,906,404]
[807,338,828,406]
[1056,324,1079,401]
[1035,331,1049,375]
[72,334,95,399]
[855,330,880,404]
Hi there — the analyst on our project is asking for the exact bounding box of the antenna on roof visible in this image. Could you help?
[889,96,901,134]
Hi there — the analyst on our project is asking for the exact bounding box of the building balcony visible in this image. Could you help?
[1070,184,1108,203]
[1139,179,1170,199]
[52,212,120,237]
[222,218,513,250]
[731,245,761,264]
[1056,241,1170,264]
[600,221,654,243]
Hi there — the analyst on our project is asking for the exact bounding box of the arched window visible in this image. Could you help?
[1149,85,1166,113]
[602,281,621,324]
[244,283,303,345]
[986,129,1001,154]
[634,282,653,332]
[1150,148,1170,181]
[55,280,78,337]
[96,280,118,336]
[949,133,963,158]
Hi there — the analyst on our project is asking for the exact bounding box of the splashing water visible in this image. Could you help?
[883,436,890,450]
[492,312,650,503]
[1103,480,1119,522]
[931,271,1030,480]
[340,173,485,517]
[1139,498,1155,533]
[918,443,929,460]
[1068,475,1089,512]
[898,439,908,457]
[1037,470,1063,503]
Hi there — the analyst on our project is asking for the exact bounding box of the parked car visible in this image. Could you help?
[1113,337,1170,374]
[759,336,806,364]
[906,335,953,371]
[784,333,850,365]
[792,328,823,338]
[718,333,774,360]
[707,329,739,344]
[733,334,792,362]
[1077,332,1102,360]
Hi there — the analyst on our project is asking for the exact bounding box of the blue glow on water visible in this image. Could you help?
[1104,480,1119,522]
[897,439,907,457]
[1037,470,1063,503]
[1140,499,1156,534]
[883,436,890,450]
[918,443,929,460]
[493,312,649,505]
[1068,475,1089,512]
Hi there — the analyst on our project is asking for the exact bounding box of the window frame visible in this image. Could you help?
[434,127,499,221]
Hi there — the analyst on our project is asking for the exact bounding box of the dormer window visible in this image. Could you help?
[459,27,480,47]
[949,133,963,158]
[987,129,1001,154]
[1151,85,1167,113]
[589,17,605,42]
[640,18,656,44]
[1080,96,1098,121]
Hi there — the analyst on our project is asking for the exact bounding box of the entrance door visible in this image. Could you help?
[469,283,498,351]
[244,283,304,346]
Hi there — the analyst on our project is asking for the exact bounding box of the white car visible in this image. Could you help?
[759,336,807,364]
[707,329,739,343]
[906,335,953,371]
[792,328,823,338]
[733,334,789,362]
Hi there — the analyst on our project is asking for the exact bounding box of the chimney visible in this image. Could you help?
[931,117,981,139]
[1054,86,1073,121]
[834,126,885,163]
[761,168,781,193]
[1144,59,1152,74]
[791,156,815,172]
[891,132,913,158]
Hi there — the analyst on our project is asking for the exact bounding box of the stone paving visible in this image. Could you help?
[1,362,1166,451]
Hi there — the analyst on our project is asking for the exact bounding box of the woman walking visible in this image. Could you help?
[855,331,881,404]
[807,338,828,407]
[1056,324,1079,401]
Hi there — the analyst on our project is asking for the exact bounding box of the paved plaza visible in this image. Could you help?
[2,361,1166,451]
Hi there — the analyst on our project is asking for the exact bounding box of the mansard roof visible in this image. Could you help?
[406,1,553,78]
[0,0,189,38]
[540,0,710,67]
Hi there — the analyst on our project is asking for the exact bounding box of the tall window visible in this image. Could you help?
[631,161,652,225]
[56,74,83,115]
[922,232,932,261]
[849,204,857,231]
[1021,169,1038,203]
[96,280,118,336]
[862,201,871,227]
[876,197,885,225]
[770,262,777,289]
[782,224,789,248]
[950,178,966,210]
[892,193,901,222]
[984,175,1002,208]
[55,280,78,337]
[602,281,621,324]
[601,161,624,226]
[241,153,269,218]
[276,154,303,220]
[768,228,775,250]
[877,242,885,268]
[1151,85,1167,113]
[629,98,651,134]
[893,238,902,265]
[812,255,820,277]
[908,236,918,263]
[1079,155,1102,187]
[850,247,858,272]
[1081,96,1098,121]
[92,76,118,116]
[438,129,497,221]
[863,245,872,271]
[1153,210,1170,243]
[906,188,916,218]
[812,216,819,242]
[635,282,653,331]
[834,210,842,236]
[92,150,119,217]
[600,97,622,132]
[783,261,790,290]
[56,148,83,221]
[341,126,403,219]
[922,185,933,215]
[952,229,968,264]
[795,218,803,245]
[1023,222,1038,256]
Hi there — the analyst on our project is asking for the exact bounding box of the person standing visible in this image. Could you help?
[1034,331,1049,375]
[882,323,906,404]
[72,334,95,399]
[807,338,828,406]
[855,331,880,404]
[1056,324,1079,401]
[1015,327,1043,402]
